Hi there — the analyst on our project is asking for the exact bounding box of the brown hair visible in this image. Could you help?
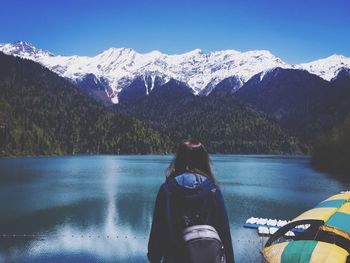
[166,139,217,184]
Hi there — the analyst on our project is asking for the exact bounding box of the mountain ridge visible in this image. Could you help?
[1,41,349,105]
[234,67,350,143]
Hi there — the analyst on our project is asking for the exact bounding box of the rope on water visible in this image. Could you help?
[0,234,266,244]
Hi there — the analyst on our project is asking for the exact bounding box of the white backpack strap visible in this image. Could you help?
[183,225,222,243]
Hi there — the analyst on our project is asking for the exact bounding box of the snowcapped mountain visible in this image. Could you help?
[297,54,350,81]
[0,41,54,59]
[0,41,349,104]
[0,41,290,103]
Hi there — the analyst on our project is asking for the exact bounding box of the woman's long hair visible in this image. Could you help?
[166,139,217,184]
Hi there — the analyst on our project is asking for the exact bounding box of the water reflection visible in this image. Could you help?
[0,155,349,262]
[0,156,158,262]
[0,199,151,261]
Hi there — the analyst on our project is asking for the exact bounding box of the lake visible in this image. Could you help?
[0,155,349,262]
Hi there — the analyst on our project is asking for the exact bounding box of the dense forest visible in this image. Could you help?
[314,68,350,174]
[311,116,350,174]
[234,68,350,144]
[2,51,349,160]
[0,52,172,156]
[116,80,305,154]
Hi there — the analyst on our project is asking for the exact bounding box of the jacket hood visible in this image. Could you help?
[166,172,215,201]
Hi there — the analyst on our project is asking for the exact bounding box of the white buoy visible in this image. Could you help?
[245,217,253,224]
[259,218,268,225]
[269,227,278,235]
[285,231,295,237]
[267,219,277,227]
[246,217,258,224]
[258,226,269,235]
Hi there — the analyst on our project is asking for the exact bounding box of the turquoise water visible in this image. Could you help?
[0,155,348,262]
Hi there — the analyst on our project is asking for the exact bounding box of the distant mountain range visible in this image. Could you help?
[0,51,305,155]
[1,41,350,156]
[1,41,349,105]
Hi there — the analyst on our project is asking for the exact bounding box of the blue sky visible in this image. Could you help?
[1,0,349,63]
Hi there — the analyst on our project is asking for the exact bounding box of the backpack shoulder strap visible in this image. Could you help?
[202,187,217,225]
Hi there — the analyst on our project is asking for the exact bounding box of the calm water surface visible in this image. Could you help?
[0,155,349,263]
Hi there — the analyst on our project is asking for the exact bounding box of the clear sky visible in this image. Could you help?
[1,0,349,64]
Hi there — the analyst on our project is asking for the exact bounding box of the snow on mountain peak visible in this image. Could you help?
[99,47,135,56]
[144,50,163,57]
[208,49,240,56]
[0,42,291,99]
[329,54,346,60]
[0,41,348,103]
[182,48,203,56]
[14,40,33,48]
[297,54,350,81]
[0,41,54,58]
[12,41,36,52]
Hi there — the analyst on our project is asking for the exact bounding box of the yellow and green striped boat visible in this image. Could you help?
[262,192,350,263]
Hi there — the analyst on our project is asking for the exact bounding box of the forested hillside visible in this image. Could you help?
[234,68,350,143]
[3,51,349,157]
[312,116,350,174]
[311,69,350,174]
[0,52,172,156]
[116,81,305,154]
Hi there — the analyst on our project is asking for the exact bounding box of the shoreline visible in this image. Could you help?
[0,152,311,158]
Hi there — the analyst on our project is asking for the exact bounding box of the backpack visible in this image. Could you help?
[181,189,226,263]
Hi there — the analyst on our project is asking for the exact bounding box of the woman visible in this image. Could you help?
[148,139,234,263]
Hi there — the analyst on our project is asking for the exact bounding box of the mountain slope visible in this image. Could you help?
[331,67,350,90]
[312,115,350,175]
[0,52,171,155]
[234,68,350,142]
[117,76,191,103]
[115,83,305,154]
[206,76,243,96]
[297,55,350,81]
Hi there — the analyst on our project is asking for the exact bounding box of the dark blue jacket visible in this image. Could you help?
[148,173,235,263]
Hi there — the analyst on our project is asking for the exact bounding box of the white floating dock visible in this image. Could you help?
[244,217,308,236]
